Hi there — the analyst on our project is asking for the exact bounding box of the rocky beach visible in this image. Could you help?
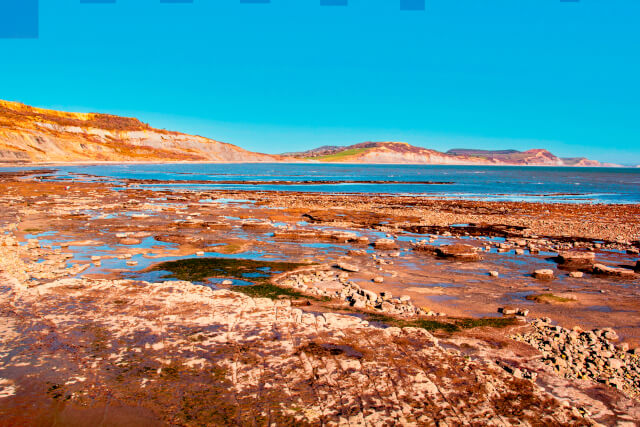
[1,169,640,425]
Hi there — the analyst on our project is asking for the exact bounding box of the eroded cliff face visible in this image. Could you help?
[345,142,492,164]
[289,142,609,166]
[0,100,282,163]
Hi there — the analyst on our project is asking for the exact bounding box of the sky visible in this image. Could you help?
[1,0,639,164]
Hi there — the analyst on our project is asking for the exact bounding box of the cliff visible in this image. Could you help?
[0,100,284,163]
[287,143,610,166]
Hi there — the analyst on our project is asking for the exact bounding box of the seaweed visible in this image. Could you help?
[364,312,517,333]
[231,283,307,300]
[149,257,309,283]
[525,293,575,304]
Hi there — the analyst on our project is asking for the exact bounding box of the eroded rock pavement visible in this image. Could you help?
[0,274,637,426]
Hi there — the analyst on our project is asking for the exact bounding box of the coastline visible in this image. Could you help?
[1,173,639,423]
[0,160,635,168]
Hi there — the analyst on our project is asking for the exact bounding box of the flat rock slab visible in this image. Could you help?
[533,269,555,280]
[556,250,596,267]
[592,263,637,278]
[373,238,397,250]
[337,262,360,272]
[0,277,589,426]
[435,244,481,261]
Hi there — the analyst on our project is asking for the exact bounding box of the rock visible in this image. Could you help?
[533,269,554,280]
[222,279,233,285]
[515,248,525,255]
[119,238,141,245]
[373,239,397,250]
[373,276,384,283]
[635,260,640,273]
[568,271,584,278]
[608,358,624,370]
[352,299,366,309]
[241,221,272,230]
[399,295,411,304]
[435,244,480,262]
[379,301,394,312]
[196,251,205,256]
[126,260,138,266]
[91,255,101,261]
[601,328,619,341]
[517,308,529,317]
[337,263,359,273]
[592,263,636,278]
[499,307,517,315]
[489,270,499,277]
[362,289,378,302]
[556,251,595,267]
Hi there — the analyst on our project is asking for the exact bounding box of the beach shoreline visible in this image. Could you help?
[1,173,639,424]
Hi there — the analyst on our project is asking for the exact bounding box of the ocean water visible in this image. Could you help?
[6,163,640,204]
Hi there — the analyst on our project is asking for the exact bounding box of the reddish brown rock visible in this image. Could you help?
[373,238,397,250]
[435,244,481,261]
[533,269,555,280]
[556,251,595,267]
[592,263,636,278]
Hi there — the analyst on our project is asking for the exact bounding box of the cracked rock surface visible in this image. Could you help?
[1,276,591,426]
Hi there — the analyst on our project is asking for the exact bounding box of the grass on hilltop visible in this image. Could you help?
[306,148,368,162]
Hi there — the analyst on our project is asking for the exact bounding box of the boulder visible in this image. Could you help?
[489,270,499,277]
[568,271,584,278]
[362,289,378,302]
[533,269,554,280]
[499,307,518,315]
[372,276,384,283]
[435,244,480,262]
[556,251,595,267]
[592,263,636,278]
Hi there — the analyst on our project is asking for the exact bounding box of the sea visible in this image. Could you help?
[5,163,640,204]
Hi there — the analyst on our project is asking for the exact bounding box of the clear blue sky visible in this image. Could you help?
[1,0,639,164]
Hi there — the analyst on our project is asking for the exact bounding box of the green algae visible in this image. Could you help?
[231,283,308,300]
[525,293,575,304]
[150,257,309,283]
[364,312,518,333]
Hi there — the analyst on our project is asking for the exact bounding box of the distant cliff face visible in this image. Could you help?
[0,100,284,163]
[288,142,609,166]
[0,100,615,166]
